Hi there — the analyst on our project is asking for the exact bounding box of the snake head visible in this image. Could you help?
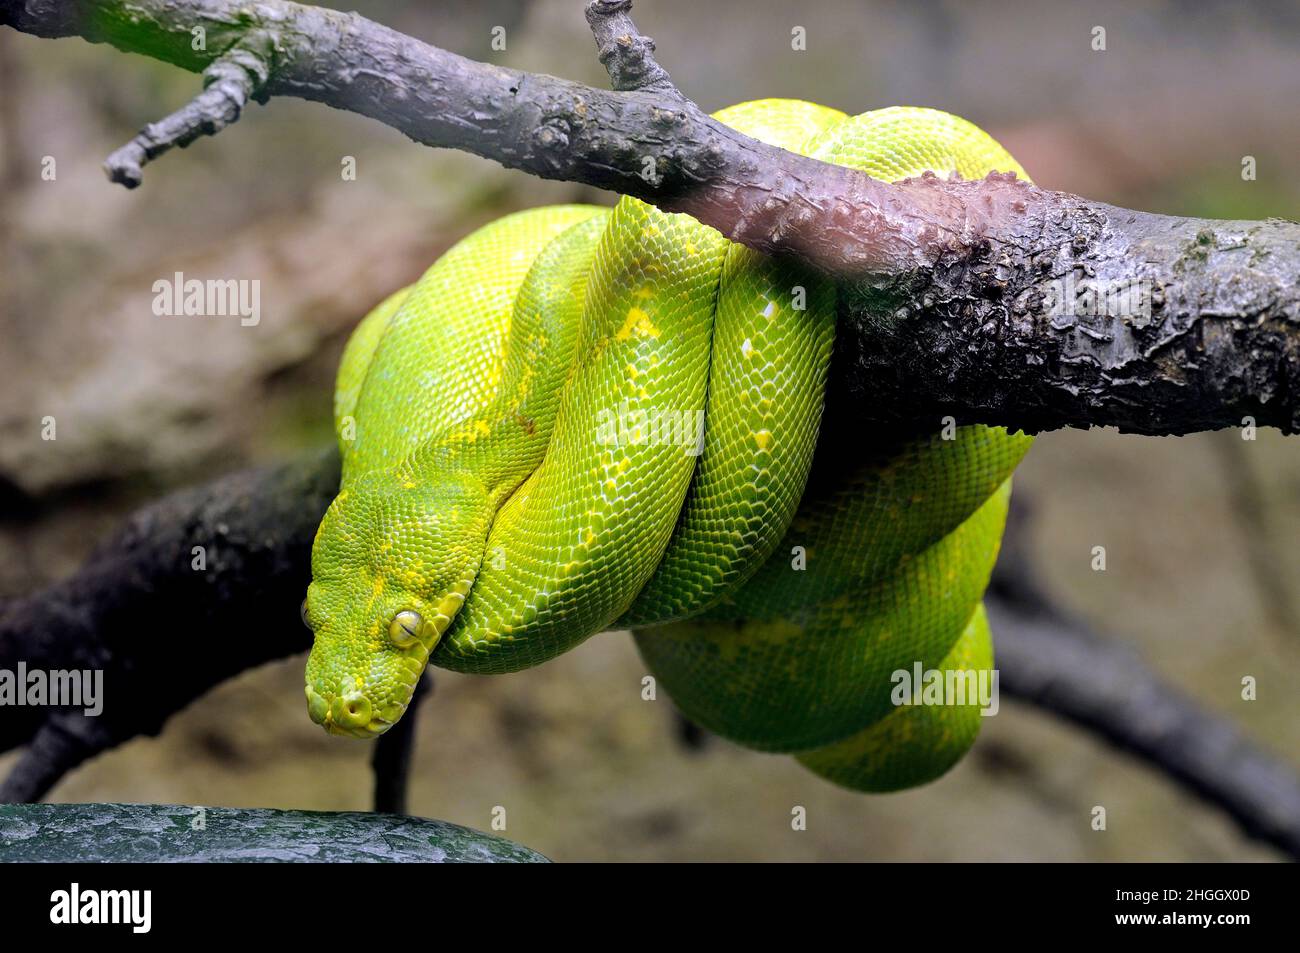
[303,468,491,738]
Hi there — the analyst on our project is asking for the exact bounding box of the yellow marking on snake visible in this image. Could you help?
[615,307,660,341]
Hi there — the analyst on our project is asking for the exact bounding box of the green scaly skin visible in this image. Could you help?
[304,101,1033,790]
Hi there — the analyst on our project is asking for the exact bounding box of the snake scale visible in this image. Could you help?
[303,100,1034,792]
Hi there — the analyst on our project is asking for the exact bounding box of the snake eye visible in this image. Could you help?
[300,598,311,630]
[389,610,423,648]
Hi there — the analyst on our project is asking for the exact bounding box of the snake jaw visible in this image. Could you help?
[305,622,433,738]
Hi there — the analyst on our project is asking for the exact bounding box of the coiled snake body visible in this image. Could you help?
[304,100,1033,792]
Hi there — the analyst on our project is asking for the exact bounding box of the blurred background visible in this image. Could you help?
[1,0,1298,861]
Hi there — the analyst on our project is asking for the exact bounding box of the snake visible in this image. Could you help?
[303,100,1034,792]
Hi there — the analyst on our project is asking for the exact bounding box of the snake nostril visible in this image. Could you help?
[331,690,372,728]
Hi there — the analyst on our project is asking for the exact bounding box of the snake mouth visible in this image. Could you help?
[306,684,405,739]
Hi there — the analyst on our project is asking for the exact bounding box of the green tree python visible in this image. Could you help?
[303,100,1034,792]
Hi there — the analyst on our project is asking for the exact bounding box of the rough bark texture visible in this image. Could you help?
[2,0,1298,434]
[0,449,340,801]
[835,207,1300,436]
[0,802,549,861]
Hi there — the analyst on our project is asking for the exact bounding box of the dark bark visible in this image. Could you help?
[0,449,339,800]
[2,0,1298,434]
[371,673,431,815]
[836,208,1300,437]
[2,449,1298,858]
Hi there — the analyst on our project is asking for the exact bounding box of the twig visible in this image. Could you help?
[371,673,432,815]
[104,39,272,187]
[585,0,682,99]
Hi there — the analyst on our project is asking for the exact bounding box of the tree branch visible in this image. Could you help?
[0,713,112,803]
[0,449,340,798]
[988,599,1300,860]
[2,450,1298,858]
[103,36,271,187]
[2,0,1298,435]
[1,0,1298,856]
[989,496,1300,859]
[371,673,431,815]
[585,0,682,100]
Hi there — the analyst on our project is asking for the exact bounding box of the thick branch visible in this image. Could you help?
[833,209,1300,436]
[3,0,961,274]
[3,0,1298,434]
[2,450,1298,858]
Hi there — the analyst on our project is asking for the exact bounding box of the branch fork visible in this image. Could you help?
[584,0,682,99]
